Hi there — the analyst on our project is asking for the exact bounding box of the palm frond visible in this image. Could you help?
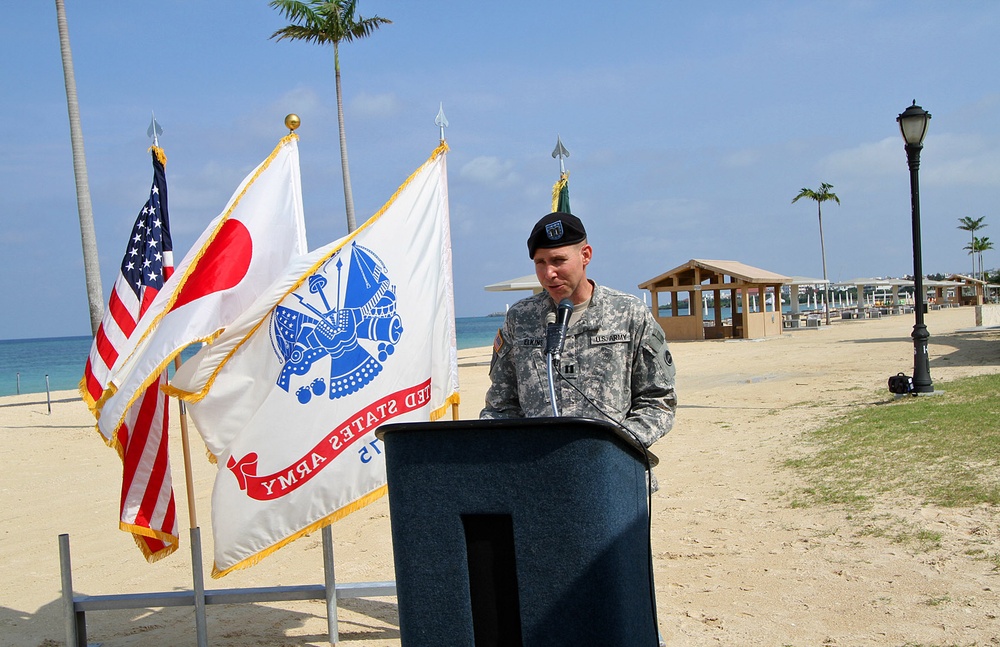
[957,215,987,232]
[271,24,332,44]
[791,188,815,204]
[792,183,839,205]
[344,16,392,41]
[268,0,318,25]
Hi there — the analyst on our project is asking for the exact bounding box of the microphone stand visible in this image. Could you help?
[546,351,560,417]
[544,299,574,417]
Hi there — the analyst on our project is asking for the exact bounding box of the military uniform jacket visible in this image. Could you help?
[481,283,676,448]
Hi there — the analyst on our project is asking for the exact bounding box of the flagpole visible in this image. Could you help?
[436,104,459,421]
[281,112,342,642]
[553,135,569,177]
[174,357,200,528]
[551,136,571,213]
[152,115,207,646]
[435,102,449,146]
[173,381,207,647]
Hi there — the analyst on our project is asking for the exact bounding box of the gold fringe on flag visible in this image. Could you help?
[211,485,388,578]
[149,145,167,166]
[551,172,569,212]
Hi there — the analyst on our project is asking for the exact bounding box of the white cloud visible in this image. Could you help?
[723,148,761,168]
[818,132,1000,189]
[274,86,326,115]
[459,156,521,187]
[922,132,1000,188]
[818,137,899,180]
[614,197,712,231]
[228,86,333,142]
[350,92,402,119]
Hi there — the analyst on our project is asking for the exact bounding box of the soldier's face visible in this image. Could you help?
[533,242,592,304]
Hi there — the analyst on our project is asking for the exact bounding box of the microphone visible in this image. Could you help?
[544,298,574,360]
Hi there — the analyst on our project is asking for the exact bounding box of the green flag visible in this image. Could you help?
[551,173,571,213]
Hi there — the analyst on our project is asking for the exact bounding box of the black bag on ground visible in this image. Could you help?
[888,372,913,395]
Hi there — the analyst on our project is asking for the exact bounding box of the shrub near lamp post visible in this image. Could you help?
[897,101,934,394]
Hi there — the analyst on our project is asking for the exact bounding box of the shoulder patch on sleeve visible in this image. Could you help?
[489,327,507,375]
[647,329,675,374]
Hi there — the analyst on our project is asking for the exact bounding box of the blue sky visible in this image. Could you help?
[2,1,999,340]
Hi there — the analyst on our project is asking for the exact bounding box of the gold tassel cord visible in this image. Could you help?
[551,173,569,212]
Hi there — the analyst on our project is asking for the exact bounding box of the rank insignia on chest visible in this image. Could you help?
[560,362,577,379]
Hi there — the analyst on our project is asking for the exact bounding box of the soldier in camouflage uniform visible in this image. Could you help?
[480,212,676,449]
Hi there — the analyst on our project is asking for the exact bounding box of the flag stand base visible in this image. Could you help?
[59,531,396,646]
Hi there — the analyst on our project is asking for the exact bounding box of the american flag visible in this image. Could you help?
[81,147,178,561]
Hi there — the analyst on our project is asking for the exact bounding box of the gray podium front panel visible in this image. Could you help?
[378,417,657,647]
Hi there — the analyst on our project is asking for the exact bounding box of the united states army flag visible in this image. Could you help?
[169,143,458,577]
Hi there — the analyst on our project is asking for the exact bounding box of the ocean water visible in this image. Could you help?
[0,316,505,398]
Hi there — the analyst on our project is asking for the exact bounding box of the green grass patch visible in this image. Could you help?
[922,594,952,606]
[786,373,1000,510]
[852,513,943,551]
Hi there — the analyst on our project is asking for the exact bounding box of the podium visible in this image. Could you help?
[377,417,659,647]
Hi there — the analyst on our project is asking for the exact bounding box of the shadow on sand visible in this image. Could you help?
[843,325,1000,370]
[2,593,400,646]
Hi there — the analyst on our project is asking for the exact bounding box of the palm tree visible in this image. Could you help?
[976,236,993,283]
[963,236,992,285]
[55,0,104,335]
[269,0,391,233]
[792,183,840,324]
[957,216,987,280]
[964,239,976,265]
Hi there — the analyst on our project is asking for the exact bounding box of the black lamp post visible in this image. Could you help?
[897,101,933,394]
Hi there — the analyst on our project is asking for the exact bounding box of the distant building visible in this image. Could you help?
[639,259,789,341]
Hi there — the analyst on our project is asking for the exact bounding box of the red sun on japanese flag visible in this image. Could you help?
[171,219,252,311]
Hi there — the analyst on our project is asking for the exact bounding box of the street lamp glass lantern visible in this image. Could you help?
[897,101,931,146]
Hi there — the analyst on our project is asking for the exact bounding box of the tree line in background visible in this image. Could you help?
[793,183,997,288]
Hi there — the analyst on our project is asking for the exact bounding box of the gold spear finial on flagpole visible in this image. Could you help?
[285,113,301,133]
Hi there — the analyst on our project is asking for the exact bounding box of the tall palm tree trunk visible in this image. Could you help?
[971,231,977,280]
[55,0,103,335]
[334,43,357,232]
[817,205,830,325]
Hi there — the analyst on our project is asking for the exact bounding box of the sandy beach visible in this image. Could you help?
[2,306,999,646]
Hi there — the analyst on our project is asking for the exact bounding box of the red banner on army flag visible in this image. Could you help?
[227,379,430,501]
[168,143,458,578]
[97,135,307,444]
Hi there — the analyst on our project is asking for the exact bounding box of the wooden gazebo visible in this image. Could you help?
[948,273,988,306]
[639,259,790,341]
